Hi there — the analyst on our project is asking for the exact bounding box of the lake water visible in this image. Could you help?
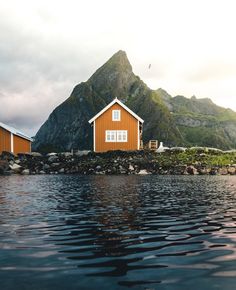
[0,175,236,290]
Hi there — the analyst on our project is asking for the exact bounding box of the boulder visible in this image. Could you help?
[51,162,60,168]
[218,167,228,175]
[95,171,105,175]
[47,152,58,156]
[48,155,59,163]
[129,164,134,171]
[60,152,73,158]
[0,151,15,161]
[75,150,90,156]
[210,168,218,175]
[198,168,211,175]
[186,165,198,175]
[31,152,43,157]
[0,160,9,175]
[172,165,187,175]
[138,169,150,175]
[22,169,30,175]
[9,163,22,173]
[228,167,236,175]
[119,165,125,171]
[18,152,33,159]
[43,164,50,170]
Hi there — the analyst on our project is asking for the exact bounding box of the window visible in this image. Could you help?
[117,130,127,142]
[112,110,121,121]
[105,130,127,142]
[105,130,116,142]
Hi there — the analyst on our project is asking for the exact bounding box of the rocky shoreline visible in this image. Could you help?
[0,147,236,176]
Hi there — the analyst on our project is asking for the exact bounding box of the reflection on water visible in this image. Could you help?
[0,175,236,290]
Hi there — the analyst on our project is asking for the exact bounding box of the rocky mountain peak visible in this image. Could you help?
[33,51,236,152]
[87,50,137,99]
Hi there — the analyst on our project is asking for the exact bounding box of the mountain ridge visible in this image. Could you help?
[33,51,236,152]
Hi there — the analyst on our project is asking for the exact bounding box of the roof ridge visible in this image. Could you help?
[0,122,33,141]
[88,98,144,124]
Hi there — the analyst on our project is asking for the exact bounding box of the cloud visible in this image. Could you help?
[0,0,236,137]
[0,4,98,135]
[185,60,236,82]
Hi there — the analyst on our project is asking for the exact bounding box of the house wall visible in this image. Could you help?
[13,135,31,154]
[0,127,11,153]
[95,103,139,152]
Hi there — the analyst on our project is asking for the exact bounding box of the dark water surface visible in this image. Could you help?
[0,175,236,290]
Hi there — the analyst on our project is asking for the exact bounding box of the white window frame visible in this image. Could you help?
[116,130,127,142]
[112,110,121,121]
[105,130,117,142]
[105,130,127,143]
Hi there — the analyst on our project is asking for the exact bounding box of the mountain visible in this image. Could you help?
[159,90,236,149]
[33,50,236,152]
[33,51,182,152]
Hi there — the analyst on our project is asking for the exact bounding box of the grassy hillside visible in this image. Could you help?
[158,89,236,149]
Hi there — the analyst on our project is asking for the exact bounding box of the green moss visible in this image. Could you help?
[153,150,236,168]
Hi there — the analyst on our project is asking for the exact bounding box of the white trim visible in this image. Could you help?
[105,130,128,143]
[137,121,140,150]
[10,133,14,153]
[93,120,96,151]
[105,130,117,142]
[88,98,144,124]
[0,122,33,142]
[116,130,127,142]
[112,110,121,121]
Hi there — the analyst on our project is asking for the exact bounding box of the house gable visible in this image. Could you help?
[94,102,140,152]
[88,98,144,124]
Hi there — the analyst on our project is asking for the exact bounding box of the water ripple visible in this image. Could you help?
[0,175,236,289]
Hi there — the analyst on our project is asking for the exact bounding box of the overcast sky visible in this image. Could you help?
[1,0,236,136]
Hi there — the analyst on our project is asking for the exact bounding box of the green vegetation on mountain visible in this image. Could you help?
[33,50,236,152]
[159,91,236,149]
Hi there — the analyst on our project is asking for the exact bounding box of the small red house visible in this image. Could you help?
[0,122,33,155]
[89,98,144,152]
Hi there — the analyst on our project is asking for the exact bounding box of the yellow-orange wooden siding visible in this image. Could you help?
[0,127,11,153]
[0,127,31,155]
[13,135,31,154]
[94,103,139,152]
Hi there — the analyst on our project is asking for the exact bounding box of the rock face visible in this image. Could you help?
[33,51,236,152]
[161,93,236,149]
